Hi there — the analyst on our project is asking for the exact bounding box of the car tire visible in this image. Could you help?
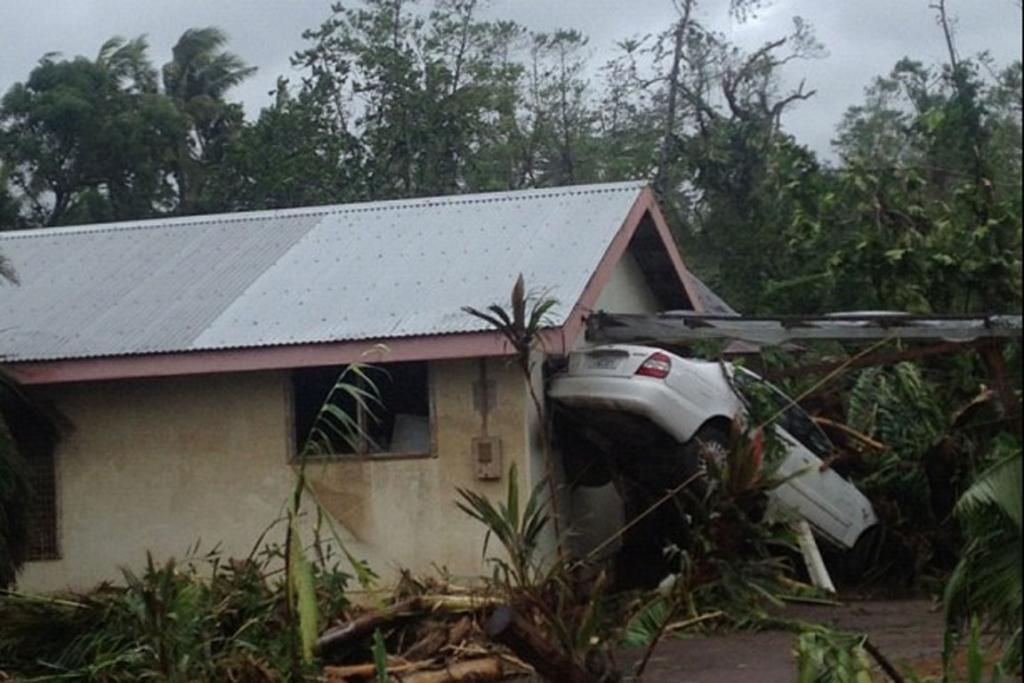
[839,523,887,582]
[683,423,730,486]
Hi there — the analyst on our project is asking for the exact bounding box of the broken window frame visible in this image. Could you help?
[289,361,436,460]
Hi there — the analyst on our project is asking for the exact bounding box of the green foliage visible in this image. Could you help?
[0,39,184,225]
[790,54,1023,315]
[462,274,558,370]
[795,627,873,683]
[284,361,381,673]
[287,516,319,666]
[0,546,352,681]
[207,82,364,211]
[300,363,383,457]
[622,594,673,648]
[945,437,1022,673]
[845,363,946,549]
[462,274,567,557]
[161,27,256,214]
[955,436,1022,530]
[0,166,23,231]
[2,0,1019,327]
[0,28,252,226]
[961,615,1009,683]
[455,462,550,590]
[372,628,389,683]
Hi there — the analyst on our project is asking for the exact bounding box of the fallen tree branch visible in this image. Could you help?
[400,658,503,683]
[761,339,988,382]
[486,606,600,683]
[317,597,423,655]
[664,610,727,633]
[324,659,426,681]
[812,417,888,452]
[421,594,503,612]
[863,637,907,683]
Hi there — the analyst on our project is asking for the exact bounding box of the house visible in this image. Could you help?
[0,181,707,592]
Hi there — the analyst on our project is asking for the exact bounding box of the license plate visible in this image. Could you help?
[586,355,621,370]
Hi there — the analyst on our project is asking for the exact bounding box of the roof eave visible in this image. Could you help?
[4,330,522,385]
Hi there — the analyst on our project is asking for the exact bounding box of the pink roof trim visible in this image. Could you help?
[6,187,699,385]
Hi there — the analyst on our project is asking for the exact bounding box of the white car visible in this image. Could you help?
[548,344,878,550]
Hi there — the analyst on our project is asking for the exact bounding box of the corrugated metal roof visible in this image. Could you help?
[0,182,648,362]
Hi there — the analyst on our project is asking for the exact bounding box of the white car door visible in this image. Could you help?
[740,377,877,548]
[770,428,857,547]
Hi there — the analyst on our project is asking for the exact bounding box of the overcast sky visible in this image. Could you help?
[1,0,1021,159]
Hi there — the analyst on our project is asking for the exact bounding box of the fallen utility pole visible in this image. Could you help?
[587,311,1022,435]
[587,312,1022,346]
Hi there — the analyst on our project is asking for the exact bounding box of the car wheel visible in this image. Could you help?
[684,423,730,485]
[839,523,887,582]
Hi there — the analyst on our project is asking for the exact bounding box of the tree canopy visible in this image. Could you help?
[0,0,1020,315]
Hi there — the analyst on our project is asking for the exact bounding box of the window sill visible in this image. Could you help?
[25,555,62,563]
[293,451,436,463]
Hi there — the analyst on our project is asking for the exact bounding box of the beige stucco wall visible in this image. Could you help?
[19,358,536,593]
[303,357,540,582]
[18,248,666,593]
[592,250,662,316]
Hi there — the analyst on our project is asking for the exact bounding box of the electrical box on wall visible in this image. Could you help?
[472,437,503,480]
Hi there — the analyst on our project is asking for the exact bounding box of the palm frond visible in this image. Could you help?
[455,463,550,589]
[956,448,1022,531]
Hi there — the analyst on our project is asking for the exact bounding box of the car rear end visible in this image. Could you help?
[549,344,714,444]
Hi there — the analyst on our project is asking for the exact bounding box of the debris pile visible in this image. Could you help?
[317,586,526,682]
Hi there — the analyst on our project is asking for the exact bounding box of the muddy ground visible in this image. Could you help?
[616,599,944,682]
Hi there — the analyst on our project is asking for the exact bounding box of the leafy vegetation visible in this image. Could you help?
[456,462,550,590]
[463,275,566,556]
[795,627,874,683]
[944,436,1022,673]
[454,410,826,681]
[1,1,1019,320]
[0,546,353,681]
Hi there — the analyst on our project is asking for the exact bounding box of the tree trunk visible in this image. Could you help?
[654,0,692,199]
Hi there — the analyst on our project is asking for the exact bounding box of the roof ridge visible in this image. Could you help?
[0,180,648,240]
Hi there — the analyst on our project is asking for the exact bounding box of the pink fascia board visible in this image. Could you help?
[7,186,701,386]
[6,331,518,385]
[558,188,705,348]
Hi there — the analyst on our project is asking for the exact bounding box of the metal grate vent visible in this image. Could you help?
[24,451,58,561]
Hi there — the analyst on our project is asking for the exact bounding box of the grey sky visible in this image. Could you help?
[1,0,1021,159]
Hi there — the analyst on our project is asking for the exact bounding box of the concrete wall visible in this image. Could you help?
[19,358,535,592]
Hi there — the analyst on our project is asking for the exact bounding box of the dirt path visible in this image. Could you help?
[620,599,944,682]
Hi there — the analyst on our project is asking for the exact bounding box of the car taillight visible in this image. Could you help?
[635,351,671,379]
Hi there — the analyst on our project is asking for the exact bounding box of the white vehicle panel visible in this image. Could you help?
[550,345,878,549]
